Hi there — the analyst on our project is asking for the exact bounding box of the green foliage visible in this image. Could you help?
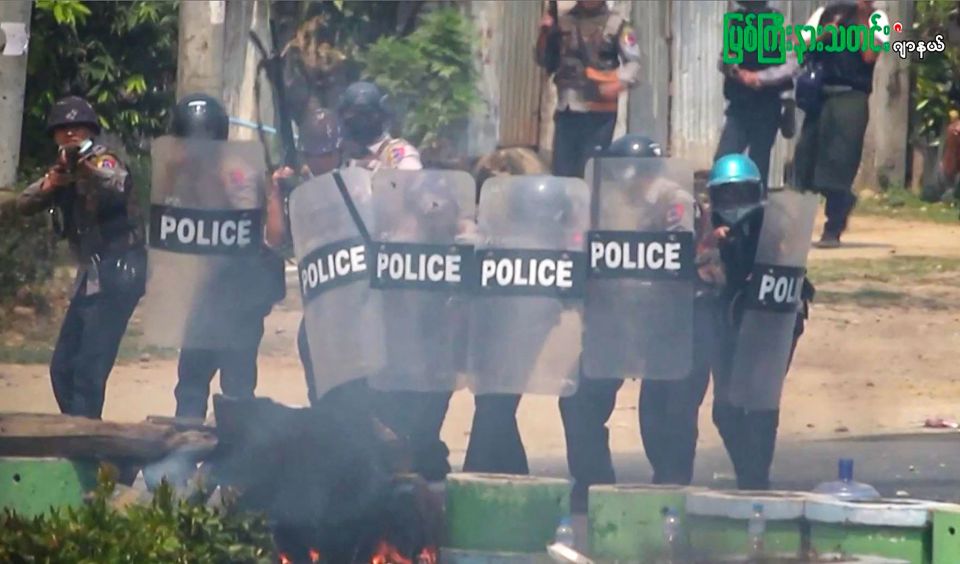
[912,0,960,144]
[359,8,478,150]
[0,467,275,563]
[857,187,959,224]
[0,198,58,302]
[22,1,178,168]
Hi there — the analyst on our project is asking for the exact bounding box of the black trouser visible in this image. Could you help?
[640,297,805,490]
[376,390,453,482]
[823,190,858,238]
[463,394,528,475]
[300,318,453,480]
[714,101,782,187]
[297,319,318,405]
[552,110,618,177]
[639,299,715,485]
[559,375,622,507]
[174,317,266,419]
[560,300,721,497]
[50,286,141,419]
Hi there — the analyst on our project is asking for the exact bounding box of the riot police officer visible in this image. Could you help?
[338,81,421,172]
[467,172,584,477]
[535,0,641,178]
[671,154,812,490]
[170,93,285,419]
[560,134,686,508]
[336,83,457,481]
[266,106,343,402]
[17,96,145,419]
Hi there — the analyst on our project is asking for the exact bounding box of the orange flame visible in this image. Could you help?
[309,548,322,563]
[370,540,412,564]
[279,554,293,564]
[417,546,438,564]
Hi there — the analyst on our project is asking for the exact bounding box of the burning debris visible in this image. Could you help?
[210,395,443,564]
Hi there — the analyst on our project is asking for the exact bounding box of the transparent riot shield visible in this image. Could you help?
[466,175,590,397]
[290,167,385,400]
[367,169,477,392]
[582,157,696,381]
[727,189,819,410]
[144,136,275,349]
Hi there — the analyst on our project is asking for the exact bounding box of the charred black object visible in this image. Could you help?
[210,395,442,563]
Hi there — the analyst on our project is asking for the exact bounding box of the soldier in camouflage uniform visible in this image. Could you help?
[17,96,145,419]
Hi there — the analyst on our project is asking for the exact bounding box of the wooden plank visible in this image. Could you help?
[0,412,216,462]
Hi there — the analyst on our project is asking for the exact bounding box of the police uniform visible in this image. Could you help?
[714,2,794,187]
[18,110,145,418]
[347,131,460,481]
[793,3,890,244]
[347,133,422,172]
[642,158,812,489]
[537,2,641,178]
[174,156,284,419]
[561,174,692,504]
[170,93,285,420]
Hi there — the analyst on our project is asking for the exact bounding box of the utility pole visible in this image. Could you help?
[0,0,32,192]
[176,0,226,100]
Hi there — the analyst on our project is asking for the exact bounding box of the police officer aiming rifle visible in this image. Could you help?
[17,96,146,419]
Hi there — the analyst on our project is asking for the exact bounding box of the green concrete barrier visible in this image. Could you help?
[438,548,555,563]
[0,457,99,517]
[445,473,570,554]
[588,484,699,562]
[805,497,948,564]
[686,490,810,559]
[932,507,960,564]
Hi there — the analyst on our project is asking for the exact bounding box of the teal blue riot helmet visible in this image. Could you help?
[707,154,766,227]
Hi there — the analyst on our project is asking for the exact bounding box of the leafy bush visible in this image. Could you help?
[359,8,478,151]
[22,1,178,168]
[912,0,960,144]
[0,195,58,303]
[0,467,275,563]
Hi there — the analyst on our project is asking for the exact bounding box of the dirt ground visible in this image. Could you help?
[2,212,960,470]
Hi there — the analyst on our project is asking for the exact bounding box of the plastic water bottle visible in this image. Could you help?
[747,503,765,557]
[813,458,881,501]
[555,516,576,548]
[662,508,681,561]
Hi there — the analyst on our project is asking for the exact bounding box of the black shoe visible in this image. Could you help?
[815,232,841,249]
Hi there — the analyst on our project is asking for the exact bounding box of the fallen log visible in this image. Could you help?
[0,412,217,463]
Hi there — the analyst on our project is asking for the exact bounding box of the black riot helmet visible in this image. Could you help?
[338,81,390,145]
[509,175,572,226]
[604,134,664,158]
[46,96,101,136]
[170,93,229,140]
[596,134,666,184]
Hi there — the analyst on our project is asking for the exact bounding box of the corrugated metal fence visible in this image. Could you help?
[628,0,819,187]
[487,0,908,189]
